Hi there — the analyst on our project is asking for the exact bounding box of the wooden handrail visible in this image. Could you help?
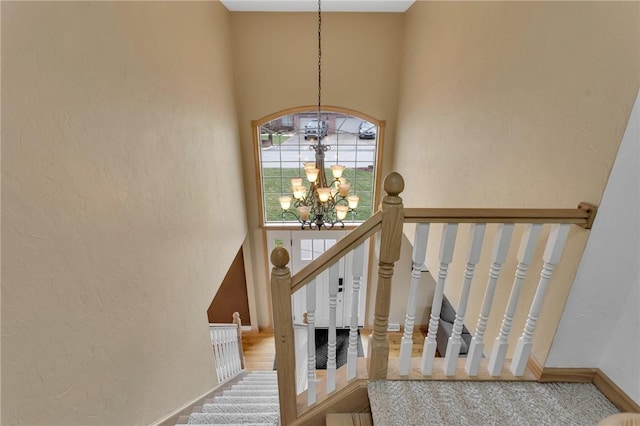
[403,206,594,227]
[290,204,595,295]
[290,211,383,293]
[269,171,599,421]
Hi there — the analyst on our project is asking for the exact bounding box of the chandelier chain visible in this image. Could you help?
[317,0,322,122]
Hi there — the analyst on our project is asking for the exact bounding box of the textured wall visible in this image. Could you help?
[395,2,640,362]
[1,2,246,425]
[230,12,404,328]
[547,91,639,404]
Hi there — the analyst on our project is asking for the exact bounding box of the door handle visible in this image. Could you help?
[338,278,343,292]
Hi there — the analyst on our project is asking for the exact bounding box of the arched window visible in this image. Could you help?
[253,107,384,227]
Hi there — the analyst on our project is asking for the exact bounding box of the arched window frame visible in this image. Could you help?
[252,105,385,228]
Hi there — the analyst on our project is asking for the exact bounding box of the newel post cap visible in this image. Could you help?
[384,172,405,197]
[271,247,290,268]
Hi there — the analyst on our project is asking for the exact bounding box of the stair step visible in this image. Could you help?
[222,389,278,397]
[211,396,280,404]
[240,377,277,381]
[185,412,278,424]
[232,384,279,390]
[177,424,275,426]
[202,403,279,414]
[326,413,373,426]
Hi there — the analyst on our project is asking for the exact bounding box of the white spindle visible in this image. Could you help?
[465,224,514,376]
[211,328,223,382]
[306,279,317,405]
[399,224,430,375]
[421,223,458,375]
[230,328,240,375]
[327,262,339,393]
[511,224,571,376]
[347,243,365,380]
[443,223,486,375]
[222,329,230,379]
[488,224,542,376]
[210,325,243,382]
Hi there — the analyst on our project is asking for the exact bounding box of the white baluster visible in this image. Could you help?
[221,329,229,380]
[213,329,223,382]
[399,223,430,376]
[466,223,514,376]
[327,262,339,393]
[488,224,542,376]
[234,329,242,374]
[511,224,571,376]
[306,279,317,405]
[443,223,486,376]
[421,223,458,375]
[347,243,365,380]
[230,328,239,375]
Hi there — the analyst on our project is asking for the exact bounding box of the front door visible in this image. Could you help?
[266,230,368,328]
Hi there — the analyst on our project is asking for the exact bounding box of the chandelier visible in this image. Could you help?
[277,0,359,230]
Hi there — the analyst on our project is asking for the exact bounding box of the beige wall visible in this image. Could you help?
[395,2,640,362]
[1,2,246,425]
[230,12,404,328]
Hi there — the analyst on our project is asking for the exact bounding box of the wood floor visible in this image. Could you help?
[241,328,428,371]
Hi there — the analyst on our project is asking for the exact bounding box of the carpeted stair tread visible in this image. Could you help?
[368,381,619,426]
[210,395,280,404]
[186,412,278,424]
[177,424,275,426]
[222,389,278,397]
[202,403,279,414]
[179,371,280,425]
[231,384,279,390]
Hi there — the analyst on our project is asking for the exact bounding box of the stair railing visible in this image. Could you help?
[209,312,245,383]
[270,172,596,424]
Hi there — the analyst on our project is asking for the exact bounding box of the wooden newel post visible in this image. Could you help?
[270,247,297,424]
[369,172,405,380]
[232,312,245,369]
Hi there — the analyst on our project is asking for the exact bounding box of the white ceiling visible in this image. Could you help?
[220,0,415,13]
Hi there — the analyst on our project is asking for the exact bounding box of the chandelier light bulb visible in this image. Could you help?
[279,195,292,210]
[306,168,319,183]
[336,205,349,221]
[338,182,351,197]
[347,195,360,209]
[293,185,306,199]
[331,165,345,179]
[317,188,331,203]
[297,205,311,221]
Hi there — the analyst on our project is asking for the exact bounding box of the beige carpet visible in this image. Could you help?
[368,381,619,426]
